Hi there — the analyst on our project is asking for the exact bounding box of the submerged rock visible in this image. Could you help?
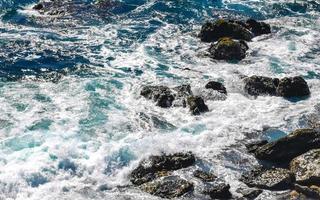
[130,152,195,185]
[201,182,232,199]
[254,129,320,163]
[205,81,227,95]
[199,19,254,42]
[245,19,271,36]
[243,76,279,96]
[140,85,175,108]
[193,170,217,182]
[187,96,209,115]
[276,76,310,98]
[141,176,193,199]
[209,37,249,60]
[290,149,320,185]
[241,167,294,190]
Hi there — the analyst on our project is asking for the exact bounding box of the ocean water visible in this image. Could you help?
[0,0,320,199]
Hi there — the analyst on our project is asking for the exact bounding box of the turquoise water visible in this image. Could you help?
[0,0,320,199]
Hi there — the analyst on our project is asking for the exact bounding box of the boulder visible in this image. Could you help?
[245,140,268,154]
[236,187,263,200]
[141,176,193,199]
[276,76,310,98]
[193,170,217,182]
[172,84,193,107]
[241,167,295,190]
[187,96,209,115]
[205,81,227,95]
[294,184,320,199]
[33,3,44,10]
[201,182,232,199]
[199,19,253,42]
[130,152,195,185]
[290,149,320,185]
[209,37,249,60]
[245,19,271,36]
[243,76,279,96]
[140,85,175,108]
[254,129,320,163]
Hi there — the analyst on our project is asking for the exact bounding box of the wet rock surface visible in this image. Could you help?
[290,149,320,185]
[276,76,310,98]
[294,184,320,199]
[141,176,193,199]
[241,167,295,190]
[205,81,227,95]
[245,19,271,36]
[193,170,217,182]
[236,187,263,200]
[130,152,195,185]
[243,76,279,96]
[253,129,320,163]
[201,182,232,199]
[209,37,249,61]
[245,140,268,154]
[187,96,209,115]
[140,85,175,108]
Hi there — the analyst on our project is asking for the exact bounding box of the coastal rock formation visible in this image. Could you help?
[209,37,249,60]
[205,81,227,95]
[253,129,320,163]
[130,152,195,185]
[199,19,254,42]
[236,187,263,199]
[187,96,209,115]
[245,19,271,36]
[193,170,217,182]
[172,84,193,107]
[294,184,320,199]
[140,85,175,108]
[201,182,232,199]
[243,76,310,98]
[290,149,320,185]
[241,167,295,190]
[141,176,193,198]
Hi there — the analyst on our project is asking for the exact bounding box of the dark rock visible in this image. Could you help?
[193,170,217,182]
[254,129,320,163]
[130,152,195,185]
[241,167,295,190]
[187,96,209,115]
[205,81,227,94]
[199,19,253,42]
[290,149,320,185]
[140,86,175,108]
[209,37,249,61]
[245,140,268,154]
[172,84,193,107]
[202,182,232,199]
[236,187,263,200]
[245,19,271,36]
[276,76,310,98]
[33,3,44,10]
[243,76,279,96]
[294,184,320,199]
[141,176,193,199]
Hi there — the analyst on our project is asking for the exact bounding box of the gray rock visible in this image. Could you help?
[290,149,320,185]
[236,187,263,200]
[140,85,175,108]
[243,76,279,96]
[205,81,227,95]
[187,96,209,115]
[201,182,232,199]
[276,76,310,98]
[294,184,320,199]
[193,170,217,182]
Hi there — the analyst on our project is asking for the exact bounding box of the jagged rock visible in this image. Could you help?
[201,182,232,199]
[140,85,175,108]
[245,140,268,154]
[245,19,271,36]
[141,176,193,199]
[236,187,263,200]
[187,96,209,115]
[199,19,253,42]
[130,152,195,185]
[290,149,320,185]
[241,167,295,190]
[294,184,320,199]
[33,3,44,10]
[243,76,279,96]
[193,170,217,182]
[276,76,310,98]
[209,37,249,60]
[205,81,227,95]
[172,84,193,107]
[254,129,320,163]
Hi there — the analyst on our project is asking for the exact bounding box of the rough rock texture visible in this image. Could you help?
[243,76,279,96]
[130,152,195,185]
[290,149,320,185]
[245,19,271,36]
[294,184,320,199]
[201,182,232,199]
[141,176,193,199]
[140,85,175,108]
[209,37,249,60]
[276,76,310,98]
[172,84,193,107]
[193,170,217,182]
[245,140,268,154]
[254,129,320,163]
[187,96,209,115]
[205,81,227,94]
[236,187,263,200]
[199,19,254,42]
[241,167,295,190]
